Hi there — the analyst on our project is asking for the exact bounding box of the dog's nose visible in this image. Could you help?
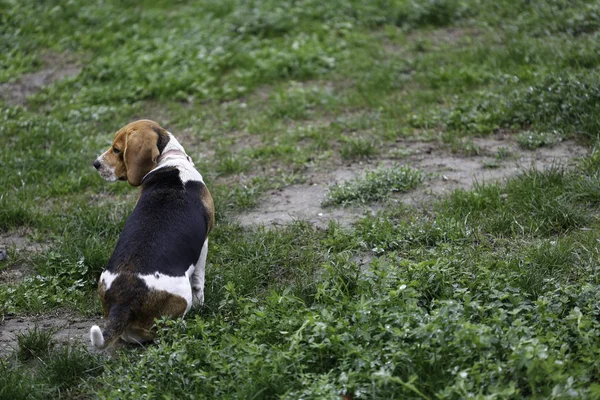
[93,160,101,170]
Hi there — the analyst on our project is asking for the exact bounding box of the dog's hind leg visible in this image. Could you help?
[191,238,208,306]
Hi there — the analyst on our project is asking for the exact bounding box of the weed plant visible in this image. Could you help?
[340,138,378,160]
[324,165,422,206]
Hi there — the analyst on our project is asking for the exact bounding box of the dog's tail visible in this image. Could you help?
[90,304,131,349]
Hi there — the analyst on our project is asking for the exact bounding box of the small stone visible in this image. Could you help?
[0,249,7,261]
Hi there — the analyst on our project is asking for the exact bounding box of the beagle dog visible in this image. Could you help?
[90,119,214,349]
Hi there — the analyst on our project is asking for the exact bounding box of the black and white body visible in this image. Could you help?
[91,120,214,348]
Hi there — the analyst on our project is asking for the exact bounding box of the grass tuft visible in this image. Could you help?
[323,164,422,206]
[203,221,324,309]
[16,325,55,361]
[516,130,561,149]
[40,346,103,391]
[340,137,378,160]
[216,152,249,175]
[514,238,578,297]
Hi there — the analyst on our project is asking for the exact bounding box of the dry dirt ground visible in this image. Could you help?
[0,231,100,356]
[0,52,81,106]
[237,137,587,228]
[0,311,97,357]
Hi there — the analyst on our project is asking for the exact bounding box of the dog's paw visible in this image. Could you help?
[192,287,204,306]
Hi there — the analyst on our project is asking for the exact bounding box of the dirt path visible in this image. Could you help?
[237,137,587,228]
[0,310,100,357]
[0,52,81,106]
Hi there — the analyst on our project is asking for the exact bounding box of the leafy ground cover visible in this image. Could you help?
[2,0,600,398]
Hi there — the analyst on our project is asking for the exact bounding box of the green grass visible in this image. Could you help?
[1,344,104,399]
[40,345,104,391]
[443,166,591,237]
[3,0,600,398]
[0,360,37,400]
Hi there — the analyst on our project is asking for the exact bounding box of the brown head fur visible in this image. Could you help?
[100,119,168,186]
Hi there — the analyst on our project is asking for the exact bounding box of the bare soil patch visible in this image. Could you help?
[0,263,32,285]
[384,27,481,55]
[0,229,49,284]
[237,138,587,228]
[400,137,586,205]
[0,310,100,357]
[0,229,46,254]
[0,52,81,106]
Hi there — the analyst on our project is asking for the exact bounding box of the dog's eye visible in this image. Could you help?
[113,148,121,155]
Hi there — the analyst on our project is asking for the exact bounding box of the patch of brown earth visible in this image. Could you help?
[0,228,46,254]
[228,132,263,153]
[422,27,482,47]
[87,191,137,208]
[0,310,100,357]
[0,52,81,106]
[0,263,31,285]
[236,138,587,228]
[384,27,481,55]
[0,229,48,285]
[238,182,379,228]
[411,138,586,201]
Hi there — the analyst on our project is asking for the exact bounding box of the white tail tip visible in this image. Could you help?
[90,325,105,348]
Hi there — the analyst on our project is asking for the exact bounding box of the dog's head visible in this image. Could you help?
[93,119,170,186]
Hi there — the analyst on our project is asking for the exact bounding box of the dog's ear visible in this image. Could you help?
[124,130,159,186]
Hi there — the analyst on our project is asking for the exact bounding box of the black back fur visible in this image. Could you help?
[106,167,209,276]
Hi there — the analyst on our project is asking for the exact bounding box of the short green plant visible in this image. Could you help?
[447,137,481,155]
[323,165,422,206]
[439,166,586,237]
[496,147,512,159]
[516,130,561,149]
[270,83,335,120]
[506,72,600,140]
[482,160,501,169]
[216,152,249,175]
[16,325,55,361]
[340,137,378,160]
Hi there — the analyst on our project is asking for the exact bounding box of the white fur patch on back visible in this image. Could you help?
[99,267,195,315]
[153,158,203,184]
[145,132,204,184]
[171,161,204,184]
[139,265,196,314]
[100,270,118,290]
